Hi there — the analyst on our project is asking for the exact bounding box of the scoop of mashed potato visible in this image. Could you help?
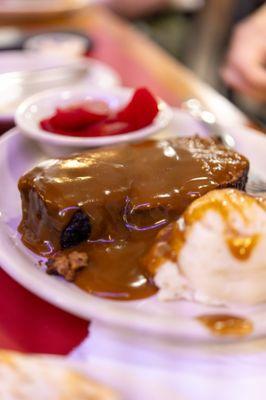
[145,189,266,306]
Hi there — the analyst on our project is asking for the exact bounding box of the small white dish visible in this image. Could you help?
[15,86,173,156]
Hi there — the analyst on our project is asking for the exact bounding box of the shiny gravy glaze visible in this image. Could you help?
[18,137,248,300]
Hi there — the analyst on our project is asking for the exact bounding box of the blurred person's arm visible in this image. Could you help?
[107,0,204,17]
[221,4,266,102]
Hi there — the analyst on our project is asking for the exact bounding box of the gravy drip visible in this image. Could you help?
[198,314,253,337]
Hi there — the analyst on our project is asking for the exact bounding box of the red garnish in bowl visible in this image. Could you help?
[40,107,108,132]
[39,87,158,138]
[116,87,159,130]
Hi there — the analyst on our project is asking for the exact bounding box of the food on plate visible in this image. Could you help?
[18,136,249,300]
[40,87,159,137]
[145,189,266,306]
[0,350,119,400]
[46,250,89,281]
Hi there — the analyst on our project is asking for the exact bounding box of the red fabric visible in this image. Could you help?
[0,269,88,354]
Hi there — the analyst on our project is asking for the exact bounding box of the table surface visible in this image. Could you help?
[0,5,262,355]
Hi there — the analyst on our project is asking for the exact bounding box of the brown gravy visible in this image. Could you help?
[18,137,248,300]
[227,234,260,260]
[198,314,253,337]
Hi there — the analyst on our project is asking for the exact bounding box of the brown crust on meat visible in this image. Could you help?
[46,251,89,281]
[18,136,249,255]
[219,164,249,191]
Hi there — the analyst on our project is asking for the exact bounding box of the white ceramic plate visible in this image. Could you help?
[1,109,266,342]
[0,51,121,122]
[15,86,173,156]
[0,0,95,19]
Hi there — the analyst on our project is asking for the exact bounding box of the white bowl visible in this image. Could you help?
[15,86,173,157]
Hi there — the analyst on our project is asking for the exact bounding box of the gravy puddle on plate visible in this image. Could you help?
[198,314,253,337]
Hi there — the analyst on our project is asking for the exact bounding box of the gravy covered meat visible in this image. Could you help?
[18,136,249,300]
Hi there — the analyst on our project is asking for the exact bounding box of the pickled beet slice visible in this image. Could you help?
[40,107,108,133]
[116,87,158,129]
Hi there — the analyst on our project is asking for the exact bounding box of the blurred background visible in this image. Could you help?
[130,0,266,125]
[0,0,265,126]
